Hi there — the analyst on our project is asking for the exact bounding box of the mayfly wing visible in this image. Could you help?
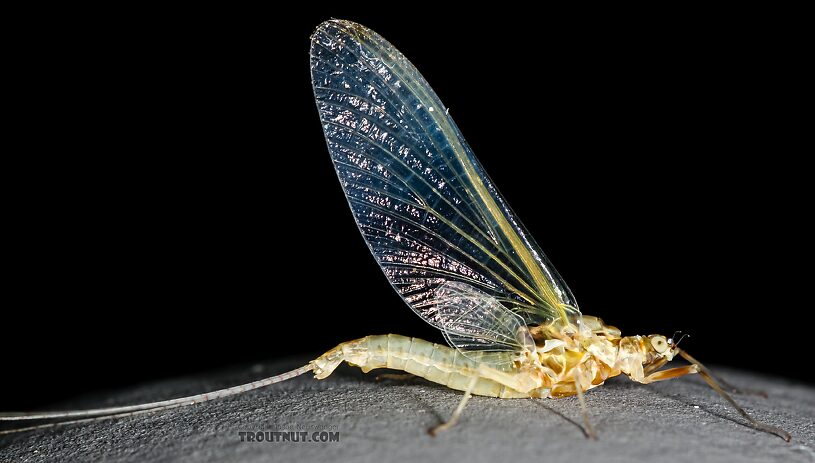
[310,20,580,335]
[433,282,535,352]
[432,281,536,369]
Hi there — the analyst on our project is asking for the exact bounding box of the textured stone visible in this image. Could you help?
[1,357,813,463]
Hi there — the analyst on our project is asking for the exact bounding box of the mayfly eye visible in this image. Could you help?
[650,336,668,353]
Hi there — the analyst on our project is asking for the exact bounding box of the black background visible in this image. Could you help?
[3,6,809,410]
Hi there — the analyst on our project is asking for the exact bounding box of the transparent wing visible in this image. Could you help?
[432,282,536,368]
[310,20,581,335]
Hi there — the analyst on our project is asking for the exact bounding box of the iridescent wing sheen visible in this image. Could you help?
[310,20,580,337]
[432,282,536,367]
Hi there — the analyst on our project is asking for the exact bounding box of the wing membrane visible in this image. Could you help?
[310,20,580,336]
[432,282,536,368]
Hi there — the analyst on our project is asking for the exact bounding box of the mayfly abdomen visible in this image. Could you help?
[311,335,529,398]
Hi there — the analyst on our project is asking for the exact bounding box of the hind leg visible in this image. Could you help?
[376,373,416,381]
[429,370,481,436]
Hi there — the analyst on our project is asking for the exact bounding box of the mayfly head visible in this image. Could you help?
[647,334,679,361]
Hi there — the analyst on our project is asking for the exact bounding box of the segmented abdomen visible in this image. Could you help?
[311,334,530,398]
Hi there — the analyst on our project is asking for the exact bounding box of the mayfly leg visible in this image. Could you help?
[678,351,791,441]
[573,367,597,440]
[375,373,417,382]
[641,364,700,383]
[429,368,483,436]
[702,367,768,398]
[643,357,669,376]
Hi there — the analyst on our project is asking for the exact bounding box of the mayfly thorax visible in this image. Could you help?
[0,19,791,442]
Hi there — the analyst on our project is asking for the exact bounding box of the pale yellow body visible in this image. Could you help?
[0,316,788,441]
[311,316,676,399]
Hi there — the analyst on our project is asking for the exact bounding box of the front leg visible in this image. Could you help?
[639,365,699,384]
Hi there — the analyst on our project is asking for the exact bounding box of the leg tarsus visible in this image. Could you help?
[679,350,790,441]
[697,368,790,441]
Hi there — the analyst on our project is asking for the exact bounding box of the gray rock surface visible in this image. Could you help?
[1,357,813,463]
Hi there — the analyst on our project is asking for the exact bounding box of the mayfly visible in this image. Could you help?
[0,19,791,441]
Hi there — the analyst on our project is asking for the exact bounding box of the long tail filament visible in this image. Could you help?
[0,363,314,435]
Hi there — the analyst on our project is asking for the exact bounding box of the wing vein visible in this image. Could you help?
[323,119,541,301]
[317,26,494,233]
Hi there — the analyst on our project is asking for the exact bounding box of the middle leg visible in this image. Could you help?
[572,367,597,439]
